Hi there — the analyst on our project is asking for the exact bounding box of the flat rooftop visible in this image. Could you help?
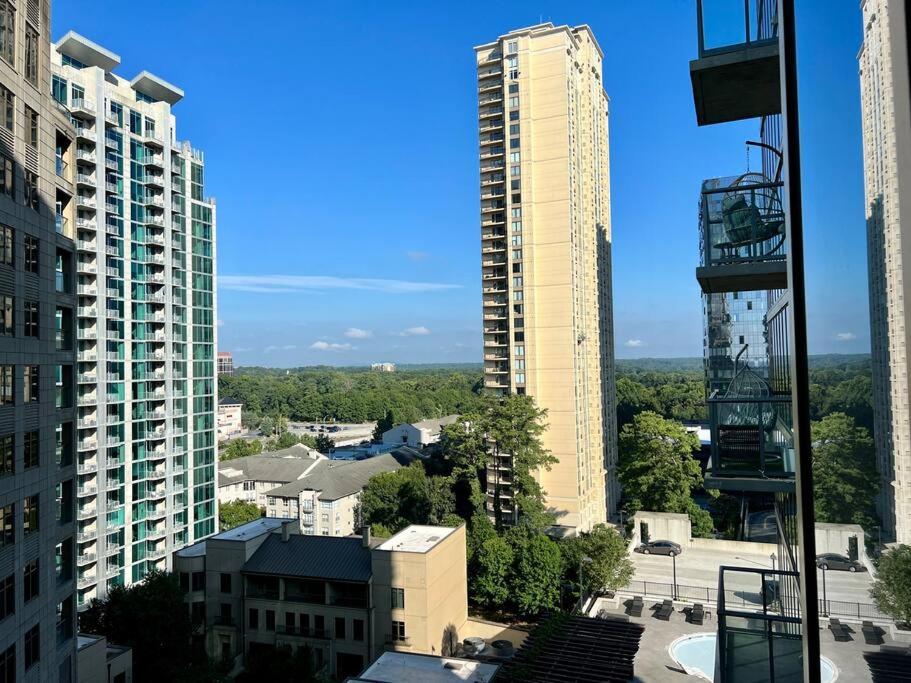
[212,517,286,542]
[353,652,499,683]
[376,525,457,554]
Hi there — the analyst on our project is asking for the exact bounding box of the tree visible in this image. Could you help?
[575,524,635,595]
[219,438,262,461]
[871,545,911,626]
[822,375,874,433]
[360,463,443,533]
[314,434,334,453]
[618,412,703,520]
[373,409,395,442]
[236,644,317,683]
[80,571,211,683]
[616,377,661,429]
[219,499,263,531]
[812,413,879,531]
[265,431,300,451]
[473,535,515,607]
[510,531,563,615]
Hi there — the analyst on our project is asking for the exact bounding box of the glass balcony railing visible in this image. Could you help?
[716,566,803,683]
[709,393,794,481]
[697,0,778,58]
[700,174,786,268]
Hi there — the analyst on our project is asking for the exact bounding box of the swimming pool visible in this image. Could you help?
[668,632,838,682]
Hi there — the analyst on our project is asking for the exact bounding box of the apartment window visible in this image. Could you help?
[24,26,38,86]
[510,165,520,177]
[391,620,406,642]
[300,613,310,632]
[24,301,38,338]
[0,434,10,476]
[507,41,518,54]
[24,171,38,211]
[515,345,524,356]
[0,573,11,621]
[507,55,517,68]
[265,609,275,631]
[390,587,405,609]
[515,373,526,384]
[0,226,10,266]
[0,156,12,198]
[353,618,364,641]
[285,612,295,631]
[0,297,10,337]
[508,96,519,108]
[24,623,38,669]
[191,571,204,591]
[24,365,38,403]
[509,110,519,121]
[315,614,325,635]
[511,235,522,246]
[335,616,345,639]
[218,603,231,624]
[0,644,12,682]
[23,495,37,535]
[512,277,523,287]
[23,559,37,601]
[25,107,37,149]
[508,83,518,94]
[52,76,67,105]
[219,573,231,594]
[510,152,520,163]
[0,365,13,405]
[509,124,520,135]
[0,503,11,546]
[248,608,258,630]
[179,572,189,592]
[514,331,524,342]
[24,235,38,273]
[0,85,11,132]
[0,2,13,66]
[24,430,38,469]
[513,290,523,301]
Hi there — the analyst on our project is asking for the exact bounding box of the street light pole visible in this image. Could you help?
[771,552,777,573]
[579,556,592,614]
[820,566,828,617]
[672,552,677,601]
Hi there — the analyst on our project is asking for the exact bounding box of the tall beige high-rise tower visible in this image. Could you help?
[860,0,911,544]
[475,23,618,534]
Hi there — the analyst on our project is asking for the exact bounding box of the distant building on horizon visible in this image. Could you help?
[474,23,618,533]
[859,0,911,544]
[218,351,234,375]
[370,362,395,373]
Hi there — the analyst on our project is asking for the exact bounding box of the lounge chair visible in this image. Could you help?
[690,603,705,625]
[627,597,643,618]
[862,621,884,646]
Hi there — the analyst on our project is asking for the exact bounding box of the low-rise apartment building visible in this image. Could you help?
[381,415,458,448]
[264,452,408,536]
[174,519,468,680]
[217,446,324,507]
[217,396,243,441]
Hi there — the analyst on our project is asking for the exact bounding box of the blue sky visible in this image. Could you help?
[54,1,869,366]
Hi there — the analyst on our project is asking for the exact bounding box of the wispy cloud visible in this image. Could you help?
[310,341,354,351]
[835,332,857,342]
[406,250,429,262]
[233,346,252,353]
[221,274,459,294]
[344,328,373,339]
[624,339,645,348]
[264,344,298,353]
[398,326,431,336]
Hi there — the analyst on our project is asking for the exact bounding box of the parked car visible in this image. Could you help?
[816,553,865,572]
[635,540,683,557]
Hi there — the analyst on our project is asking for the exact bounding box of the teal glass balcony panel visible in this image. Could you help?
[716,567,803,683]
[691,0,780,125]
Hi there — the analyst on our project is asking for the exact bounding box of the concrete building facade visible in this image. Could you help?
[381,415,457,448]
[859,0,911,544]
[0,0,79,679]
[50,32,217,606]
[174,520,468,681]
[475,23,618,533]
[216,396,242,441]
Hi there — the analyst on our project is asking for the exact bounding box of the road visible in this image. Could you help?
[628,546,872,605]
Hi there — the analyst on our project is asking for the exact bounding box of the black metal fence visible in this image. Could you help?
[617,580,891,621]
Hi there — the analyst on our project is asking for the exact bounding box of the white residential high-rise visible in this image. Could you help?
[50,32,217,606]
[859,0,911,543]
[475,23,618,533]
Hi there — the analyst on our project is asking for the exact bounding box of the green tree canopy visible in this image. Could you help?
[473,535,515,607]
[219,438,262,461]
[360,463,455,534]
[510,531,563,615]
[616,377,661,429]
[812,412,879,531]
[572,524,635,594]
[79,571,210,683]
[219,500,263,531]
[314,434,335,453]
[618,411,702,514]
[871,545,911,626]
[265,430,300,452]
[373,409,395,442]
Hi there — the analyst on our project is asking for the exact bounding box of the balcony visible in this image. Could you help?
[691,0,780,126]
[70,98,97,117]
[696,172,786,294]
[716,566,803,682]
[705,366,794,492]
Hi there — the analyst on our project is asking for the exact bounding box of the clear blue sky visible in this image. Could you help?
[53,1,869,366]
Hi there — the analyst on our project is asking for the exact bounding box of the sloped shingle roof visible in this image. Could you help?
[242,533,372,582]
[266,451,415,501]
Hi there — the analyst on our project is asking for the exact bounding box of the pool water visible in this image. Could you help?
[669,633,838,682]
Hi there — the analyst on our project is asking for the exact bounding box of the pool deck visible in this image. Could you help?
[590,597,888,682]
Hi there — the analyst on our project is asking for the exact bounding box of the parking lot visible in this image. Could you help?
[288,421,376,447]
[628,545,874,605]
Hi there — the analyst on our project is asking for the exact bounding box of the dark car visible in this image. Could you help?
[816,553,865,572]
[635,540,683,557]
